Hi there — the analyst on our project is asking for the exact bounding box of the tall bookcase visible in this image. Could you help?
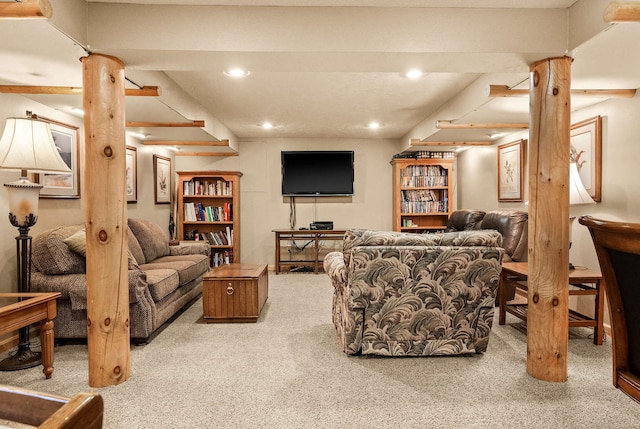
[177,171,242,267]
[391,158,454,232]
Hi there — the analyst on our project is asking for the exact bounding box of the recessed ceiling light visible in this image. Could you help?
[224,68,250,78]
[405,69,423,79]
[368,121,380,129]
[127,131,149,140]
[71,107,84,116]
[261,121,273,129]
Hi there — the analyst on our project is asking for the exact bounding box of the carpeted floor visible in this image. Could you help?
[1,273,639,428]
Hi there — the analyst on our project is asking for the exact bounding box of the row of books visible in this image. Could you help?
[204,228,233,246]
[184,202,232,222]
[211,250,233,267]
[400,165,447,177]
[184,227,233,246]
[400,175,447,188]
[183,179,233,196]
[401,189,443,202]
[401,200,449,214]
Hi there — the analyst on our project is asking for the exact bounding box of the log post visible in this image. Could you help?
[81,54,130,387]
[527,56,572,382]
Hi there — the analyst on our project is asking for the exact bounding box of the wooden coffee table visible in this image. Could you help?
[202,264,268,322]
[0,292,61,379]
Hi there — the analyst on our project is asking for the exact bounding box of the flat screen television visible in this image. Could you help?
[281,150,354,196]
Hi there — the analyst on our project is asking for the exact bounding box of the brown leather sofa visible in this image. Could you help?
[447,209,528,302]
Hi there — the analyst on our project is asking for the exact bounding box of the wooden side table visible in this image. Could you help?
[498,262,605,345]
[0,292,61,379]
[202,264,268,322]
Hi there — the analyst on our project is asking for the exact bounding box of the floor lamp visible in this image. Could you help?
[0,116,71,371]
[569,160,595,270]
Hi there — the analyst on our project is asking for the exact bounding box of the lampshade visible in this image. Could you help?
[569,161,595,206]
[0,117,71,174]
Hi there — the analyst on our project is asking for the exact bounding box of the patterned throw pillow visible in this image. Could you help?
[63,229,86,256]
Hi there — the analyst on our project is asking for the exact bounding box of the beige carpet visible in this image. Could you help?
[1,273,639,429]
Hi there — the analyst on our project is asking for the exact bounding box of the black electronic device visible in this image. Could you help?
[281,151,354,196]
[310,221,333,230]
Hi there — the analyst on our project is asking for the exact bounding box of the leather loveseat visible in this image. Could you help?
[447,209,528,302]
[30,218,210,342]
[324,228,504,356]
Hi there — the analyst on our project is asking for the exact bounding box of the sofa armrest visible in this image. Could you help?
[324,251,348,288]
[169,241,211,257]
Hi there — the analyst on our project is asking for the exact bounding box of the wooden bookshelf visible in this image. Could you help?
[177,171,242,267]
[391,158,454,232]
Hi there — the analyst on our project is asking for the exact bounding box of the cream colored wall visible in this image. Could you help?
[0,94,174,292]
[174,138,397,266]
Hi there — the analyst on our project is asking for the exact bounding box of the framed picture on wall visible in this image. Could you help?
[153,154,171,204]
[126,146,137,203]
[497,139,526,202]
[571,116,602,202]
[34,118,81,199]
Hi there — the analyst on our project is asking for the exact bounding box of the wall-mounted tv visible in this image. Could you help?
[281,150,354,196]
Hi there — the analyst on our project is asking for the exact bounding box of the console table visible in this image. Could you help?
[273,229,346,274]
[498,262,605,345]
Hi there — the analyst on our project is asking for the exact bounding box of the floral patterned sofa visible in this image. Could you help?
[324,229,504,356]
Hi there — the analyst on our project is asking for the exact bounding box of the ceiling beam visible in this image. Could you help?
[126,120,205,128]
[410,139,492,146]
[142,140,229,146]
[174,151,238,157]
[604,1,640,22]
[0,85,160,96]
[487,84,637,98]
[0,0,51,19]
[435,120,529,130]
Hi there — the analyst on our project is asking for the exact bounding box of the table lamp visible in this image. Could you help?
[0,115,71,371]
[569,160,595,269]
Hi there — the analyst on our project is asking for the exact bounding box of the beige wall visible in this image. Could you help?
[175,138,398,266]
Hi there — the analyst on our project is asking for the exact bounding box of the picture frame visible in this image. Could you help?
[125,146,137,203]
[570,116,602,202]
[153,154,171,204]
[35,118,81,199]
[497,139,526,202]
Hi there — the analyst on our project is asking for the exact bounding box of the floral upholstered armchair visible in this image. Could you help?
[324,229,504,356]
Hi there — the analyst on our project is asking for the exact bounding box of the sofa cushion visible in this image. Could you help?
[139,254,209,286]
[144,269,180,302]
[32,225,86,275]
[477,210,528,261]
[127,227,146,264]
[446,209,486,231]
[128,218,170,262]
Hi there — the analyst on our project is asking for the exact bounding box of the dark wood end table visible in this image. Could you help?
[498,262,605,345]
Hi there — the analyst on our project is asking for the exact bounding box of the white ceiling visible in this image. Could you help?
[1,0,639,153]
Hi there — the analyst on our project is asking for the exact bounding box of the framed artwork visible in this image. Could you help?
[497,139,526,202]
[571,116,602,202]
[153,154,171,204]
[35,118,81,198]
[125,146,137,203]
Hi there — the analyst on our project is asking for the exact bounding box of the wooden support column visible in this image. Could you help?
[527,56,572,382]
[81,54,130,387]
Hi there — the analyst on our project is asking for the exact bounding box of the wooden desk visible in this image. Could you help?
[498,262,605,345]
[273,229,346,274]
[0,292,61,379]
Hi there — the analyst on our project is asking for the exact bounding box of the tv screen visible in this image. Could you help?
[281,151,354,196]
